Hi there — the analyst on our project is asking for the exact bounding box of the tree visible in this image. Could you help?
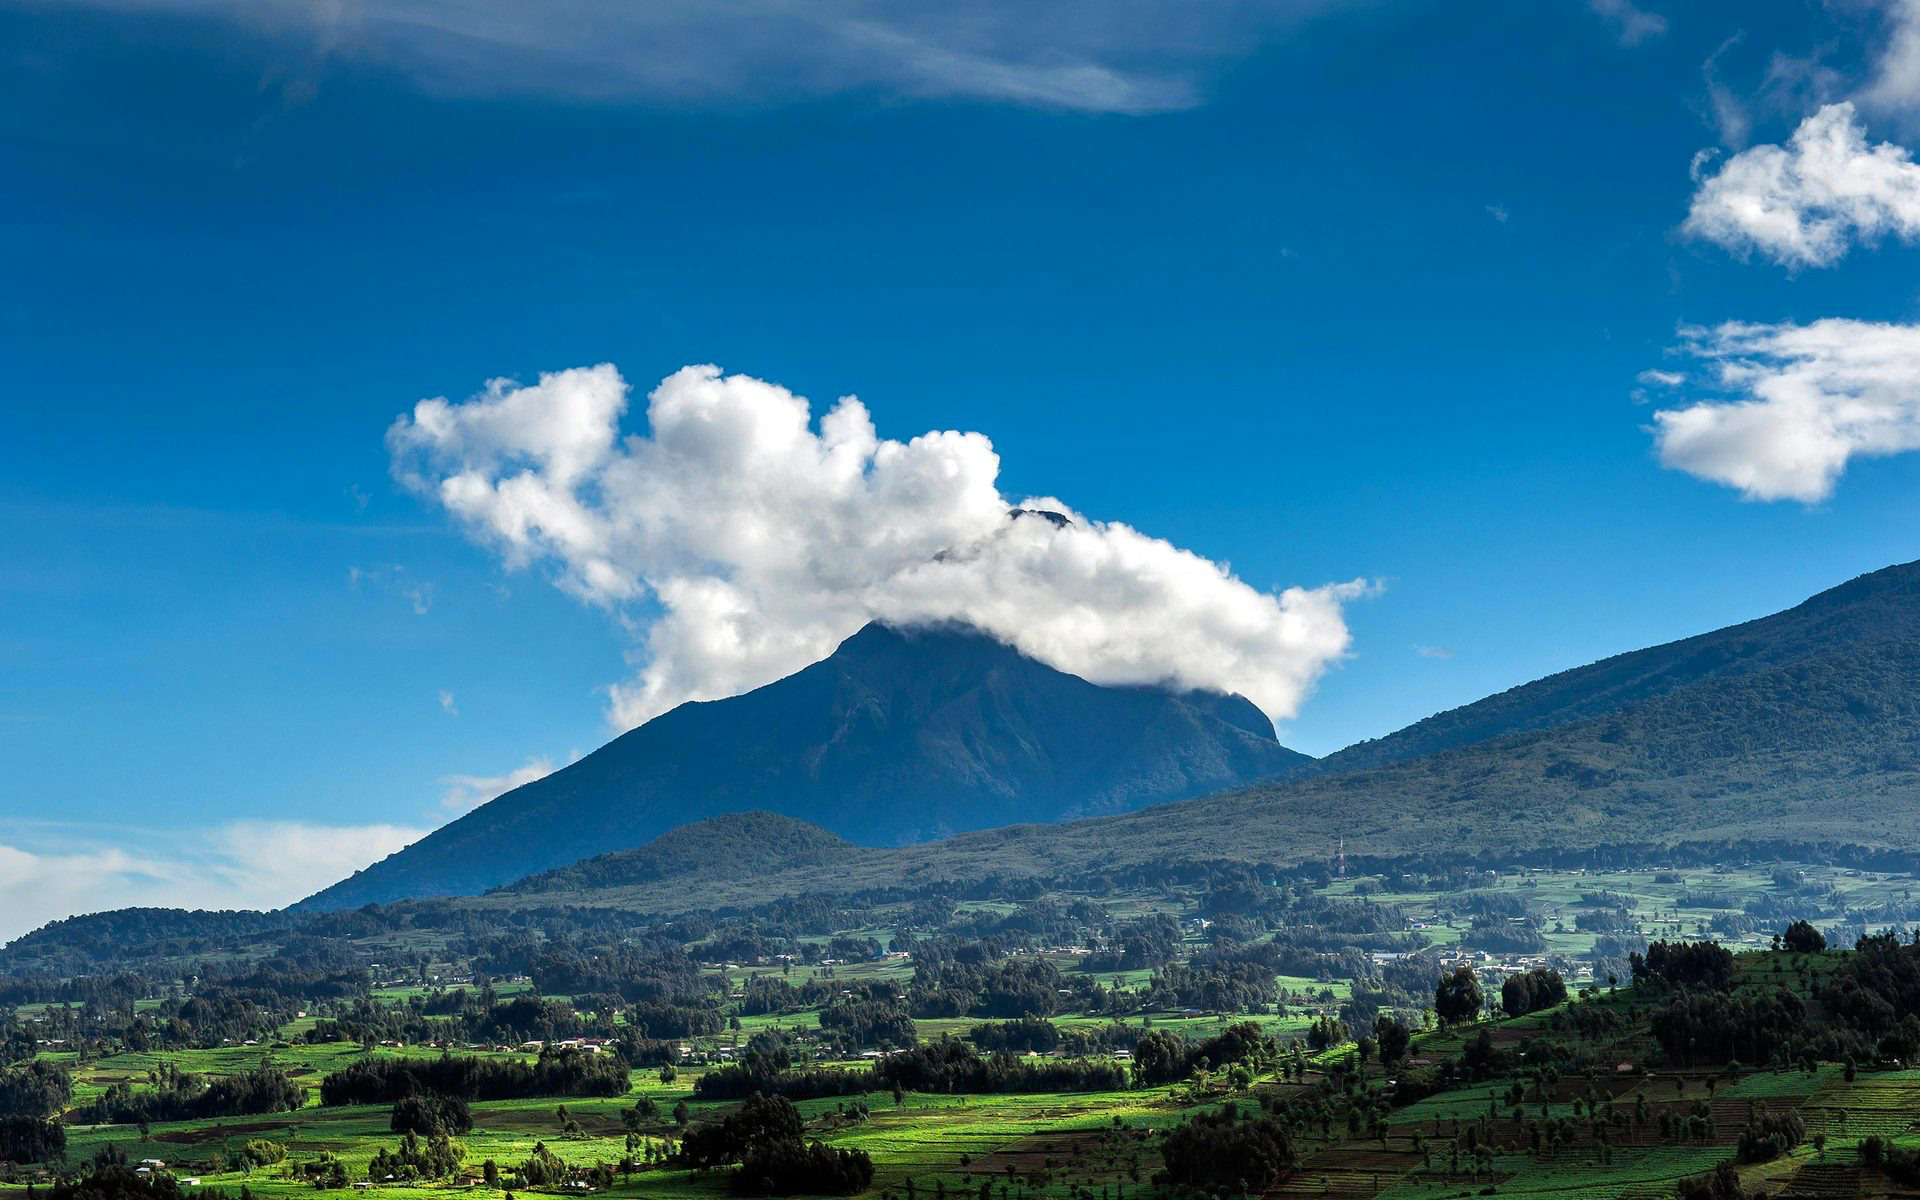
[1782,921,1826,954]
[1374,1015,1411,1067]
[1435,967,1483,1028]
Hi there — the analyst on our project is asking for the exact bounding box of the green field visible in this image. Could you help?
[4,861,1919,1199]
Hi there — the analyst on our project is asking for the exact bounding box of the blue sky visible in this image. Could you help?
[5,0,1920,934]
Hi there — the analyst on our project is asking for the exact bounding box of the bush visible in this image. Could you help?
[240,1139,286,1167]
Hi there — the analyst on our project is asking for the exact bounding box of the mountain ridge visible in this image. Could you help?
[477,559,1920,916]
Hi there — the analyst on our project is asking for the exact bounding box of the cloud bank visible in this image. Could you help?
[389,364,1368,730]
[0,821,425,943]
[1649,319,1920,502]
[1684,102,1920,268]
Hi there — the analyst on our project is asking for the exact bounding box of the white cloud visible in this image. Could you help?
[1414,645,1455,660]
[438,689,458,716]
[1637,369,1686,387]
[439,758,555,814]
[390,363,1369,731]
[1484,203,1509,224]
[0,821,426,943]
[1588,0,1666,47]
[53,0,1348,116]
[1649,318,1920,502]
[1683,102,1920,268]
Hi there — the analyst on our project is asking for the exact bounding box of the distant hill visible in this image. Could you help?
[486,559,1920,915]
[493,811,870,894]
[298,622,1309,909]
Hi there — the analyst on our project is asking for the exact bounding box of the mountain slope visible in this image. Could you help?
[300,622,1309,909]
[483,560,1920,916]
[1319,562,1920,774]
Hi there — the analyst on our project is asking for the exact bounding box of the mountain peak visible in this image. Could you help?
[298,618,1309,910]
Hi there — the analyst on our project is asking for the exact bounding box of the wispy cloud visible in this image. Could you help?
[1414,645,1455,660]
[438,689,458,716]
[347,563,435,615]
[1588,0,1667,48]
[439,758,555,814]
[53,0,1351,116]
[1484,203,1510,224]
[0,820,427,944]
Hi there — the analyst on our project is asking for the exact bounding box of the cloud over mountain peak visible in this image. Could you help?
[389,363,1367,729]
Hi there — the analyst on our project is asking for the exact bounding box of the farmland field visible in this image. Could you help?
[4,861,1920,1199]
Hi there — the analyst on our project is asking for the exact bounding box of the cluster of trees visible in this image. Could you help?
[1651,987,1809,1065]
[0,1113,66,1163]
[390,1092,473,1136]
[0,1058,72,1118]
[818,992,916,1048]
[1158,1104,1295,1194]
[679,1093,871,1195]
[1734,1109,1805,1163]
[694,1063,872,1103]
[908,956,1081,1020]
[1632,941,1735,989]
[1463,914,1549,955]
[874,1041,1128,1094]
[319,1048,627,1105]
[73,1063,303,1125]
[367,1130,466,1181]
[1132,1022,1270,1087]
[1141,962,1278,1013]
[1641,932,1920,1067]
[1861,1135,1920,1186]
[1501,968,1568,1018]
